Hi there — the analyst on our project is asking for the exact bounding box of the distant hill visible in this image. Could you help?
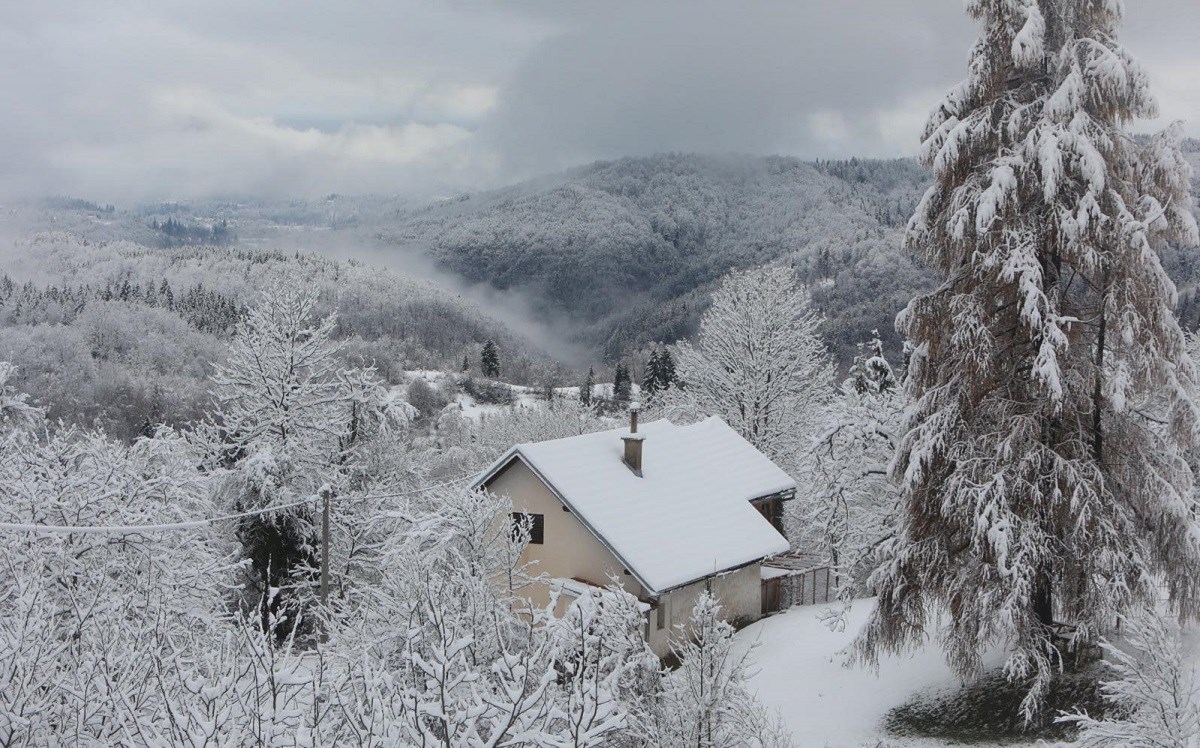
[373,153,933,365]
[375,145,1200,366]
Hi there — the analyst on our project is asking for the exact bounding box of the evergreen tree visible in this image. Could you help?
[848,331,897,395]
[580,366,595,406]
[462,353,470,373]
[642,351,663,398]
[159,278,174,310]
[644,348,680,398]
[481,340,501,378]
[658,348,677,391]
[854,0,1200,719]
[613,363,631,402]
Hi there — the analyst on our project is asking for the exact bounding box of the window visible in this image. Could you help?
[656,602,666,630]
[511,512,545,544]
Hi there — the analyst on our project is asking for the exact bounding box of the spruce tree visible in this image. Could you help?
[848,331,897,395]
[643,350,663,398]
[481,340,501,379]
[854,0,1200,718]
[658,348,677,391]
[613,363,631,402]
[580,366,594,406]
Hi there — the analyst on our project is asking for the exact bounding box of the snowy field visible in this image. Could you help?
[740,600,1009,748]
[404,369,637,421]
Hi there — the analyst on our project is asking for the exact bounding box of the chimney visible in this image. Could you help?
[622,402,644,475]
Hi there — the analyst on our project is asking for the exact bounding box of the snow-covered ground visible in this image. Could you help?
[402,369,638,421]
[454,386,544,420]
[740,600,1007,748]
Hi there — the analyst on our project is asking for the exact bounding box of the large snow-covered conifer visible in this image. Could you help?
[855,0,1200,718]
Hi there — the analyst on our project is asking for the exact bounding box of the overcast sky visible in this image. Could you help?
[3,1,1198,202]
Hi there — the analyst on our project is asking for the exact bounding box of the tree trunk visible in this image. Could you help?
[1033,571,1054,628]
[1092,269,1109,464]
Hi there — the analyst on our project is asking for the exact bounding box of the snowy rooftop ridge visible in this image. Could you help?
[474,416,793,594]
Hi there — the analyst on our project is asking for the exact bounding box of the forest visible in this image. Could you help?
[373,153,934,364]
[0,230,553,439]
[368,144,1200,365]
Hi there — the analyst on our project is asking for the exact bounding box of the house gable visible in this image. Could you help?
[482,455,652,601]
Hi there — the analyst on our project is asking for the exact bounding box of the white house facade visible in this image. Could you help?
[472,409,794,656]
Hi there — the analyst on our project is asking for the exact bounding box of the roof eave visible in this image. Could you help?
[651,546,788,596]
[470,445,522,491]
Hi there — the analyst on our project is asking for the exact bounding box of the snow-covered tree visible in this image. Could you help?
[482,339,501,378]
[581,366,595,406]
[209,282,393,633]
[848,332,898,395]
[319,484,561,746]
[854,0,1200,719]
[211,282,358,479]
[653,593,793,748]
[613,362,632,403]
[545,584,661,746]
[662,265,833,460]
[0,425,233,744]
[0,362,42,431]
[1059,611,1200,747]
[794,334,905,596]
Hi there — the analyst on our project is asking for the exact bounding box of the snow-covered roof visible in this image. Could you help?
[474,416,793,595]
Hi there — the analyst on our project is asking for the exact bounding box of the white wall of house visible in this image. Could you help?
[646,563,762,657]
[485,458,767,659]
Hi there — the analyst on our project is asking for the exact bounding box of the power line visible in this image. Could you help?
[0,475,479,536]
[0,496,319,535]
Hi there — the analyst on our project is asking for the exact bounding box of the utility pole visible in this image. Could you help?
[319,485,332,605]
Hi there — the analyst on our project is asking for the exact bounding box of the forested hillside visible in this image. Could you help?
[0,231,550,439]
[375,145,1200,364]
[374,154,930,363]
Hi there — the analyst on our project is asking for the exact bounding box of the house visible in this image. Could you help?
[472,405,795,657]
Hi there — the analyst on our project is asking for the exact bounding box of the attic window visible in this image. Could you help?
[511,512,545,544]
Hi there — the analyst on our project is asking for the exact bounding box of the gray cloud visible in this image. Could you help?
[2,0,1198,202]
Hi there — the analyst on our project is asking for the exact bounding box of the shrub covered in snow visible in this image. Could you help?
[1059,612,1200,747]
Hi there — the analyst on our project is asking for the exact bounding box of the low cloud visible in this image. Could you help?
[2,0,1197,202]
